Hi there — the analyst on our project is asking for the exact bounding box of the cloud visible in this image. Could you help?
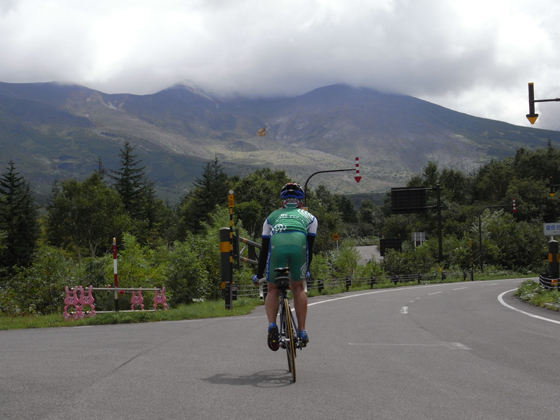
[2,0,560,129]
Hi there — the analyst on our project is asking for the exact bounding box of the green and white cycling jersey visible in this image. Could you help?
[262,208,318,237]
[260,207,317,283]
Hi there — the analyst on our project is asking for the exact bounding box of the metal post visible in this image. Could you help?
[220,227,233,310]
[112,237,119,312]
[548,239,559,279]
[228,190,234,309]
[478,213,483,272]
[436,184,443,262]
[303,168,354,208]
[469,238,474,280]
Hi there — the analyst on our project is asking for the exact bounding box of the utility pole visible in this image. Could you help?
[303,158,362,207]
[526,82,560,125]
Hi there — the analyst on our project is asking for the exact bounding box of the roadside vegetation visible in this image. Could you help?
[2,140,560,325]
[515,279,560,311]
[0,272,534,330]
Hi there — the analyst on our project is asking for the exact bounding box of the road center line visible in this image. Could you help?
[348,342,471,350]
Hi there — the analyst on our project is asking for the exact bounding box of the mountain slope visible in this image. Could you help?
[1,81,559,202]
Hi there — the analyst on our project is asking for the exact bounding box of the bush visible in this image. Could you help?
[382,244,437,275]
[164,240,210,305]
[0,246,80,315]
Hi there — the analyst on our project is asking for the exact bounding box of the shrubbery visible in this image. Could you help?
[3,143,560,317]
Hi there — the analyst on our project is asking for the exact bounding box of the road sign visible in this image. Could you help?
[354,157,362,183]
[391,187,428,214]
[379,238,402,256]
[332,233,340,241]
[543,223,560,236]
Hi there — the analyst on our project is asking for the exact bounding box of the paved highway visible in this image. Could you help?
[1,278,559,419]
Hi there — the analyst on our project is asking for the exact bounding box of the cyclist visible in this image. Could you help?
[252,183,318,351]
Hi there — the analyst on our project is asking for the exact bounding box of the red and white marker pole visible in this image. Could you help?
[355,157,362,183]
[113,237,119,311]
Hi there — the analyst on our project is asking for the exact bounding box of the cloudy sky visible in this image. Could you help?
[2,0,560,130]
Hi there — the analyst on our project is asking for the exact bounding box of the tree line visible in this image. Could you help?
[1,140,559,315]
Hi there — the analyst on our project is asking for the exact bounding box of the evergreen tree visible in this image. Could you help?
[108,141,169,243]
[231,168,290,238]
[94,157,108,183]
[109,140,148,220]
[178,156,230,235]
[0,161,39,270]
[337,195,358,223]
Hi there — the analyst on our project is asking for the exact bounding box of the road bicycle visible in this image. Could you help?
[259,267,303,382]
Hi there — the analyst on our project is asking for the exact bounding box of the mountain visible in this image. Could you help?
[1,81,559,203]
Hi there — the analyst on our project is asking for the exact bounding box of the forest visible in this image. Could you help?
[1,140,559,316]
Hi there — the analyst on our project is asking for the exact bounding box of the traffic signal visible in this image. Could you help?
[526,83,539,124]
[512,198,516,213]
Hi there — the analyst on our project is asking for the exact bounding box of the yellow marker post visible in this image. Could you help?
[227,190,235,309]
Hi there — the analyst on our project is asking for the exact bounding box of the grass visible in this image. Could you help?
[514,279,560,311]
[0,273,540,331]
[0,298,263,331]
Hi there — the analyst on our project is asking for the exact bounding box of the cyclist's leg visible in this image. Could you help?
[284,236,308,332]
[265,244,280,325]
[291,279,307,331]
[264,246,281,350]
[265,282,279,324]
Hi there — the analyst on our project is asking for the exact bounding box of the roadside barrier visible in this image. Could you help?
[63,285,96,321]
[539,274,559,290]
[232,271,489,300]
[63,286,167,320]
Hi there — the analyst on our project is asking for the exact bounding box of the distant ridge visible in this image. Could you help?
[1,81,559,203]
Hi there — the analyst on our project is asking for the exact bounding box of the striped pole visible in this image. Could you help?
[227,190,235,309]
[113,237,119,311]
[355,157,362,183]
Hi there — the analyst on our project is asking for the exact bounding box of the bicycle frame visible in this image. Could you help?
[258,267,302,382]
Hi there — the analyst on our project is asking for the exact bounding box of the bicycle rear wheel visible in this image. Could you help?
[283,298,296,382]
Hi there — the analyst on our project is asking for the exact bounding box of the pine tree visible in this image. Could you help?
[109,140,148,220]
[94,157,107,183]
[178,156,230,235]
[0,161,39,270]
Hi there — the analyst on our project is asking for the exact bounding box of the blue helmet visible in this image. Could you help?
[280,183,304,200]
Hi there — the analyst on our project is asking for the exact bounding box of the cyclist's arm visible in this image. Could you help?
[257,237,270,278]
[307,216,318,269]
[307,235,315,268]
[257,218,272,279]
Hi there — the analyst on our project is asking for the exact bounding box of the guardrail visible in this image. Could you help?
[538,274,559,290]
[63,286,167,321]
[232,271,476,300]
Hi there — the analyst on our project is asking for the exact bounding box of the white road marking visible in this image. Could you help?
[498,289,560,325]
[450,342,471,350]
[401,306,408,314]
[348,342,470,349]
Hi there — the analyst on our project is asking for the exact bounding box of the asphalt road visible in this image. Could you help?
[1,279,560,419]
[356,245,382,264]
